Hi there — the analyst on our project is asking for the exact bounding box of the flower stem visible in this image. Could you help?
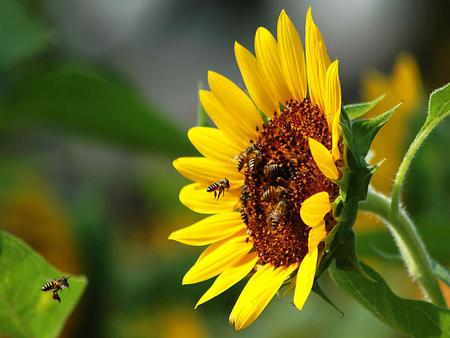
[359,188,446,307]
[391,120,442,219]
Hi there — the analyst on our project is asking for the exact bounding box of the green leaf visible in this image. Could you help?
[0,0,52,69]
[426,82,450,126]
[0,64,191,155]
[432,260,450,287]
[329,261,450,338]
[352,102,402,157]
[0,230,87,338]
[312,282,344,316]
[344,94,386,120]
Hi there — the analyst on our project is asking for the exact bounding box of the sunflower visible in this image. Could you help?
[170,8,343,330]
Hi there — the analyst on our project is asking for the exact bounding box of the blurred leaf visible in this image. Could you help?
[426,82,450,126]
[432,260,450,287]
[0,64,191,155]
[0,230,86,338]
[344,94,386,120]
[329,261,450,338]
[0,0,52,69]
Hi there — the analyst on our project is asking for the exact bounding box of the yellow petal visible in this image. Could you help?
[308,222,327,252]
[300,191,331,227]
[169,212,245,246]
[188,127,242,164]
[324,60,341,126]
[234,42,278,117]
[199,90,249,148]
[173,157,243,185]
[208,71,262,138]
[332,108,341,161]
[324,60,342,160]
[277,10,307,102]
[305,7,330,112]
[195,252,259,308]
[308,137,339,180]
[229,263,298,330]
[255,27,291,106]
[179,183,240,214]
[183,232,253,284]
[293,247,318,310]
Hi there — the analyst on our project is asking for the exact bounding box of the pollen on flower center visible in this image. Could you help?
[240,98,339,267]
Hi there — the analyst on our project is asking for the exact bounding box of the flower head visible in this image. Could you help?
[170,8,346,330]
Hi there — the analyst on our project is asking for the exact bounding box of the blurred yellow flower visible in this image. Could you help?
[0,176,80,273]
[356,53,423,231]
[362,53,423,193]
[170,8,345,330]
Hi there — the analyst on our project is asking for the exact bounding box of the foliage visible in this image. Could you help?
[0,231,86,338]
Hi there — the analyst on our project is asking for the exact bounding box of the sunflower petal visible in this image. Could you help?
[173,157,243,185]
[188,127,242,164]
[308,222,327,252]
[255,27,291,106]
[208,71,262,138]
[169,212,245,246]
[332,109,341,161]
[305,7,330,112]
[234,42,278,117]
[277,10,307,101]
[199,90,249,148]
[300,191,331,227]
[293,247,318,310]
[324,60,342,160]
[183,232,252,284]
[229,263,298,330]
[308,137,339,180]
[179,183,240,214]
[195,252,259,308]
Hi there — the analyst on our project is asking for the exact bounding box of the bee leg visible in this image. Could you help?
[52,291,61,303]
[213,191,217,199]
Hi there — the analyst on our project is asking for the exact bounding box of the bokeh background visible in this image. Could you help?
[1,0,449,337]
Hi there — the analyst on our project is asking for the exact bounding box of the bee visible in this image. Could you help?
[206,178,230,199]
[234,144,262,172]
[41,276,70,303]
[269,201,287,227]
[239,205,248,225]
[261,186,287,202]
[263,163,282,177]
[247,150,262,173]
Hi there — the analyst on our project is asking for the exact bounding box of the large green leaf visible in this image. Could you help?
[0,230,87,338]
[0,0,52,69]
[0,64,191,155]
[329,261,450,338]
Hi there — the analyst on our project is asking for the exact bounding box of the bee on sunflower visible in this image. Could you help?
[170,7,392,330]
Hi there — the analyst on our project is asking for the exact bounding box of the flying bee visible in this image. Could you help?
[263,163,282,177]
[269,201,288,227]
[261,186,287,202]
[206,178,230,199]
[41,276,70,303]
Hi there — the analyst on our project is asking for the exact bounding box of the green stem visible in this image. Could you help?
[391,120,442,219]
[360,188,446,307]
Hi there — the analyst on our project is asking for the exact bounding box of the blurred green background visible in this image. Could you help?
[0,0,449,337]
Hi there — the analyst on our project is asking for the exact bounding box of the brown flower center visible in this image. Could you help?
[239,98,339,267]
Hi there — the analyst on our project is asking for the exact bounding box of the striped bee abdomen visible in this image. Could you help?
[41,281,56,291]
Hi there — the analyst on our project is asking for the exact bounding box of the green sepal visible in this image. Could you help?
[317,103,398,278]
[344,94,385,120]
[312,281,344,317]
[351,102,402,156]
